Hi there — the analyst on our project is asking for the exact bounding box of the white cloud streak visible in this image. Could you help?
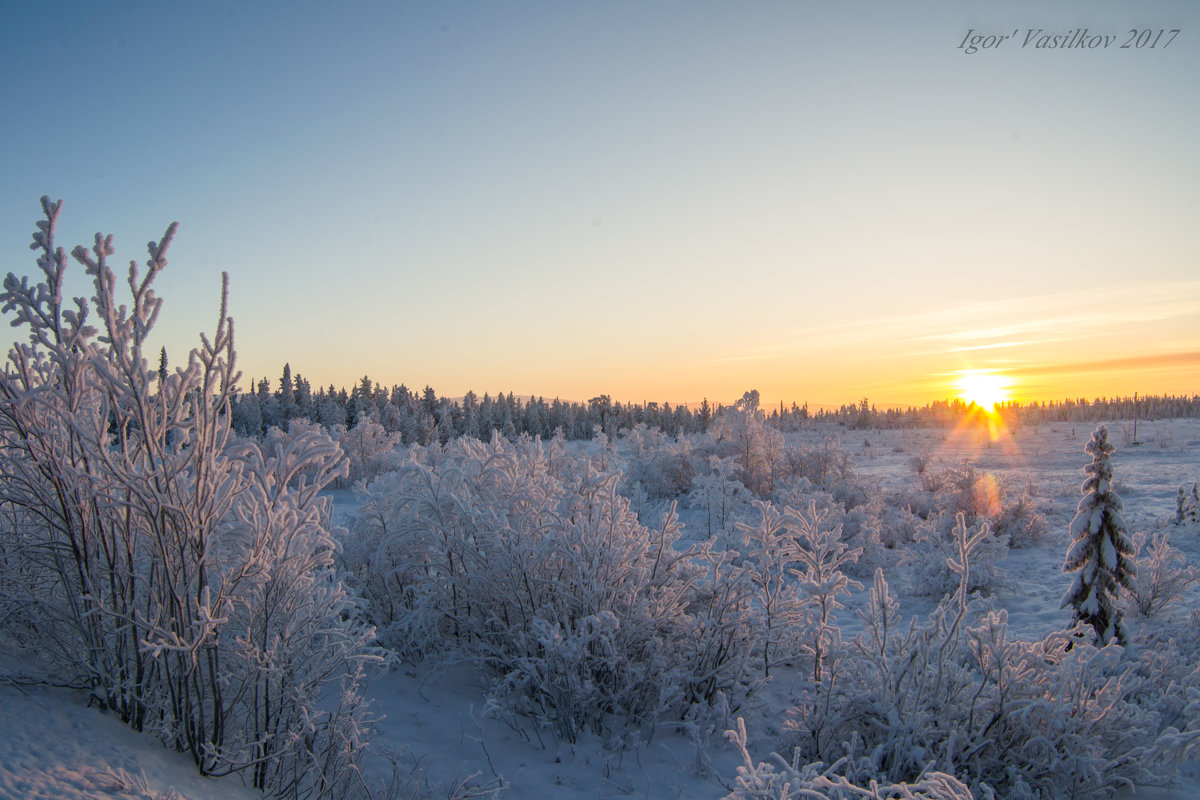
[706,280,1200,365]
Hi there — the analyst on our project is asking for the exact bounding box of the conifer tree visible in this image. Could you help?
[1061,425,1136,645]
[279,361,295,419]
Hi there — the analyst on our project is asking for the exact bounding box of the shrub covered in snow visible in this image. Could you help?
[780,435,856,493]
[736,499,863,680]
[1127,529,1199,618]
[0,199,382,799]
[687,454,754,540]
[723,717,973,800]
[618,423,703,500]
[710,390,787,497]
[738,513,1193,800]
[921,463,1046,549]
[341,433,757,742]
[899,462,1053,597]
[332,414,404,486]
[1176,482,1200,525]
[772,477,891,577]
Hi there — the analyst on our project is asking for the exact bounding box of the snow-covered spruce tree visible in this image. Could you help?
[1061,425,1136,646]
[0,198,381,798]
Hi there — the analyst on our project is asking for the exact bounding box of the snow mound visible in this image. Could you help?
[0,682,258,800]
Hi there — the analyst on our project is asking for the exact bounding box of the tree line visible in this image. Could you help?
[228,365,1200,443]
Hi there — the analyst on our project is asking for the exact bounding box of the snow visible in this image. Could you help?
[0,681,259,800]
[1102,532,1118,569]
[2,418,1199,799]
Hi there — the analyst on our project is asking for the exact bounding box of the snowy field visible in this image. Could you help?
[2,418,1198,799]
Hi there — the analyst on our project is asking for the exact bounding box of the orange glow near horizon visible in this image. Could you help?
[943,386,1022,451]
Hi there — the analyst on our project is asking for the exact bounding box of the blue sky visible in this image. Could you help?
[3,1,1197,408]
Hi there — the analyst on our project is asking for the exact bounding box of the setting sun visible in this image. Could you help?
[956,370,1010,411]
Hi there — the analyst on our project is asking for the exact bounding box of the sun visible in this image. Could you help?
[956,370,1010,412]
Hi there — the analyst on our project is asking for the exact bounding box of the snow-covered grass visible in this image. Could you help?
[3,419,1199,799]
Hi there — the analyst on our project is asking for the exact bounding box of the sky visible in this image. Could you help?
[2,0,1197,410]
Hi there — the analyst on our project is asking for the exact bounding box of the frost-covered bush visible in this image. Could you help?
[723,718,973,800]
[737,500,805,678]
[784,501,862,686]
[878,503,932,550]
[890,484,940,523]
[775,476,889,577]
[923,464,995,514]
[619,424,702,500]
[828,473,874,513]
[908,446,935,482]
[1125,606,1200,768]
[918,464,1046,550]
[1176,482,1200,525]
[1128,530,1199,618]
[736,499,862,681]
[906,513,1008,598]
[921,464,983,513]
[902,463,1053,595]
[332,414,403,486]
[759,514,1185,800]
[931,467,1042,550]
[989,488,1047,549]
[0,199,381,798]
[588,427,619,471]
[779,436,855,493]
[688,454,754,540]
[708,390,786,497]
[341,433,756,742]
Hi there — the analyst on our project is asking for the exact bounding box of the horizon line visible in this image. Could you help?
[233,381,1200,416]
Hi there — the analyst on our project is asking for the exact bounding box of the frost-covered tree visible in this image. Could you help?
[690,454,749,539]
[279,361,296,419]
[737,501,803,678]
[1061,425,1135,646]
[711,389,785,496]
[784,500,862,684]
[229,384,264,436]
[0,199,381,798]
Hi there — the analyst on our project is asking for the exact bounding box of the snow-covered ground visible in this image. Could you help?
[2,419,1198,799]
[0,680,261,800]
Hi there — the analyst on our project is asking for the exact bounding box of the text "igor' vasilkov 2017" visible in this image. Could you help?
[959,27,1180,54]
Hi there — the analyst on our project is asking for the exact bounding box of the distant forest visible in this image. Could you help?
[228,364,1200,444]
